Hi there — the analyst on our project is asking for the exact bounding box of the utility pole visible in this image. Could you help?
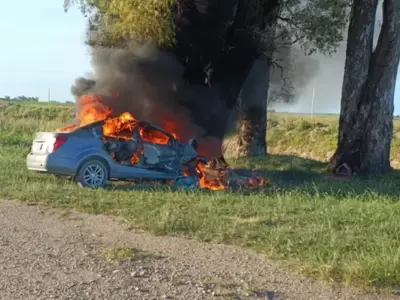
[311,87,316,120]
[48,88,51,104]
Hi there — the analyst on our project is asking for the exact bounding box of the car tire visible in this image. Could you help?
[76,159,109,189]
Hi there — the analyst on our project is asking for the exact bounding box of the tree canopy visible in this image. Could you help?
[64,0,350,110]
[64,0,349,56]
[64,0,349,162]
[64,0,175,47]
[1,95,39,102]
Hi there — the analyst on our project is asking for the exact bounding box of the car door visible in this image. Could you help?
[139,125,180,172]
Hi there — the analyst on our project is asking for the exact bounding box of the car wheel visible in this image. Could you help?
[76,160,109,188]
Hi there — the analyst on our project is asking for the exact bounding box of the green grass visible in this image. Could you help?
[265,113,400,166]
[1,101,400,291]
[102,247,163,261]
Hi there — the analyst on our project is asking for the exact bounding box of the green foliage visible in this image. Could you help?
[65,0,349,54]
[1,95,39,102]
[278,0,350,55]
[65,0,176,47]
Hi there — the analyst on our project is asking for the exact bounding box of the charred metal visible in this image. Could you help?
[88,119,206,176]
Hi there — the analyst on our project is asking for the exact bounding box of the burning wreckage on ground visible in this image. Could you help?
[26,94,268,190]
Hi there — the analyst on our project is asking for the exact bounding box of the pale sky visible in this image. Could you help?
[0,0,399,114]
[0,0,91,102]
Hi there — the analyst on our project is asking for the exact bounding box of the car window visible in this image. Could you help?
[139,125,170,145]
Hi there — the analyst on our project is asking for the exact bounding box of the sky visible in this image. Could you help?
[0,1,91,102]
[0,0,399,115]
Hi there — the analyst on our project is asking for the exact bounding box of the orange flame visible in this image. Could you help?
[103,112,138,139]
[139,126,170,145]
[194,162,270,190]
[57,94,112,132]
[196,162,226,190]
[78,94,112,126]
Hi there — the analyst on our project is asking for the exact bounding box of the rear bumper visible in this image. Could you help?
[26,153,77,176]
[26,153,48,172]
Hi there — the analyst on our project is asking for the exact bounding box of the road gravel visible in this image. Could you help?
[0,199,398,300]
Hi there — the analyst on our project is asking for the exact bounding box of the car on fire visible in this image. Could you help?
[26,119,207,189]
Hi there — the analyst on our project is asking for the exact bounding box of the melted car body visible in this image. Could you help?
[26,120,206,188]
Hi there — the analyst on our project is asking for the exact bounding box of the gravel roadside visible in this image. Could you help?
[0,199,397,300]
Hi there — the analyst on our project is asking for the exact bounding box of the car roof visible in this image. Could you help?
[78,119,176,139]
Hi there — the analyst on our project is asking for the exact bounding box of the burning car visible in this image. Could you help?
[26,112,206,189]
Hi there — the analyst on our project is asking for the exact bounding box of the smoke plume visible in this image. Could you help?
[71,39,320,157]
[269,39,320,105]
[71,42,227,157]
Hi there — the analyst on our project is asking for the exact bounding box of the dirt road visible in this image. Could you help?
[0,199,397,300]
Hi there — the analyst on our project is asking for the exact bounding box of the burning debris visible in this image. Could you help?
[196,163,269,191]
[57,94,269,190]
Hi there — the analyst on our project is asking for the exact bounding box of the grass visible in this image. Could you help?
[102,247,162,261]
[1,101,400,291]
[265,113,400,166]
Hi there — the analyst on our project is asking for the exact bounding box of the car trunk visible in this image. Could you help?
[30,132,69,155]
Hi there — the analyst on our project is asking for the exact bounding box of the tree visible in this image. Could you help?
[328,0,400,175]
[232,0,349,158]
[1,95,39,102]
[64,0,348,167]
[233,32,321,157]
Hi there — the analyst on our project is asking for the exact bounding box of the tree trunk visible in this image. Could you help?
[329,0,400,175]
[173,0,280,167]
[235,58,270,157]
[234,0,279,158]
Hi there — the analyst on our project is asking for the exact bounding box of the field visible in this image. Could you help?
[1,100,400,291]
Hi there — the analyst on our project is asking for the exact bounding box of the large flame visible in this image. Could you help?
[57,94,112,132]
[194,162,269,191]
[57,94,269,190]
[196,162,226,190]
[103,112,138,139]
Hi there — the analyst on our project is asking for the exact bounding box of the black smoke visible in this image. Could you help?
[70,39,319,157]
[73,43,214,139]
[269,39,320,105]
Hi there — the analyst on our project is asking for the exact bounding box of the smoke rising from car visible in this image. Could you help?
[72,43,210,139]
[70,39,321,158]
